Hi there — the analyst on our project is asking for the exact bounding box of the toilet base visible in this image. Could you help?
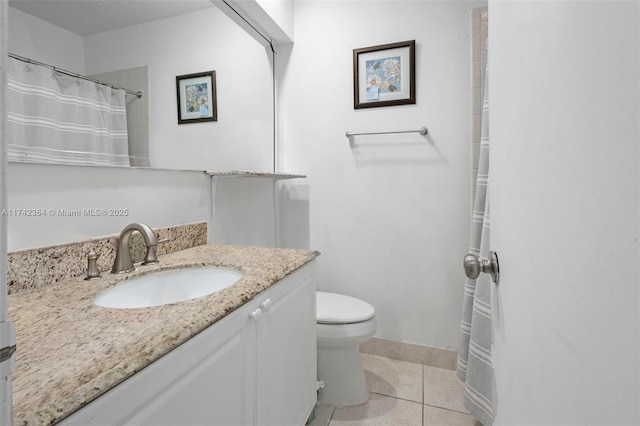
[317,345,369,406]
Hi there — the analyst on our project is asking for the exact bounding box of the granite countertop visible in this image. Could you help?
[9,244,320,426]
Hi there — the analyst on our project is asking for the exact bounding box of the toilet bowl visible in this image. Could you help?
[316,291,377,406]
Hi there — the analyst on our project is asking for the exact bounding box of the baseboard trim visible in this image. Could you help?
[360,337,457,370]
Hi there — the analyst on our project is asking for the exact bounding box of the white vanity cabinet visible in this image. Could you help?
[59,261,316,426]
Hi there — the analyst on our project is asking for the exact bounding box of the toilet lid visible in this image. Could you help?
[316,292,375,324]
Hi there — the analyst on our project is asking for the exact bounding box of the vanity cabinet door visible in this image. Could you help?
[59,300,256,426]
[256,262,317,426]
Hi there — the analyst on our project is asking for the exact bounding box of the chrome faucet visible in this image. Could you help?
[111,223,159,274]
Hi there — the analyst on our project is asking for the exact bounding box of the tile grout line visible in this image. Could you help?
[326,406,335,426]
[423,403,474,416]
[369,391,422,406]
[422,362,425,425]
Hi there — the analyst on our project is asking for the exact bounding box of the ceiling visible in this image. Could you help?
[8,0,215,36]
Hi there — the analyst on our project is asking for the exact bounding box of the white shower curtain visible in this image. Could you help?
[6,57,130,166]
[457,65,495,426]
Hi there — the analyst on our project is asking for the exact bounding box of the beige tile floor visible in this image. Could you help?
[309,353,481,426]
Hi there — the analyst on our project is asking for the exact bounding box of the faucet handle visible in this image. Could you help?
[142,237,170,265]
[84,251,102,280]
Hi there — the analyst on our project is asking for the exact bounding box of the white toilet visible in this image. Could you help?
[316,291,377,406]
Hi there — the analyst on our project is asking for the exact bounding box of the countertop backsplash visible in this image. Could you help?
[7,221,208,294]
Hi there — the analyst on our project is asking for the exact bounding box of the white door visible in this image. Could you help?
[489,2,639,425]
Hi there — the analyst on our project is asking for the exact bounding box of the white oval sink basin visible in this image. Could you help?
[94,267,243,309]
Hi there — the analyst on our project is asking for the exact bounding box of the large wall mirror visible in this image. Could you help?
[6,0,275,172]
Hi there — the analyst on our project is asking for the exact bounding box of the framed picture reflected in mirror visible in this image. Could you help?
[176,70,217,124]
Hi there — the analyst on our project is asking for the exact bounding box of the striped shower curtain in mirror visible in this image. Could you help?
[6,57,130,166]
[457,65,495,426]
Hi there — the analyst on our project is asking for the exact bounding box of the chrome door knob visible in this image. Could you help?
[463,251,500,284]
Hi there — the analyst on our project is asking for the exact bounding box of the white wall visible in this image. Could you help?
[7,7,84,73]
[209,176,310,249]
[210,177,278,247]
[83,7,274,172]
[279,0,485,349]
[6,164,210,251]
[490,1,639,424]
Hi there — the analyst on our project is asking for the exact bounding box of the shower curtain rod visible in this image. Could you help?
[8,53,143,99]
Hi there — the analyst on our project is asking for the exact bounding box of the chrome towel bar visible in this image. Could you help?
[345,127,428,138]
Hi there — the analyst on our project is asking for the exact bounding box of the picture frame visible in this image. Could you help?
[353,40,415,109]
[176,70,217,124]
